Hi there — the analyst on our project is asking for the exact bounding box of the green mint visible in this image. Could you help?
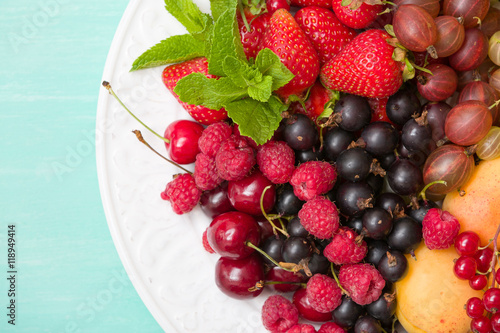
[164,0,212,36]
[130,34,205,71]
[255,48,295,91]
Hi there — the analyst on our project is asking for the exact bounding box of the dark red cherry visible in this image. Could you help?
[227,169,276,216]
[292,288,333,322]
[207,211,261,259]
[200,182,234,218]
[163,119,204,164]
[215,254,265,299]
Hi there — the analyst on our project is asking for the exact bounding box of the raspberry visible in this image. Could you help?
[298,197,340,239]
[198,121,232,157]
[289,161,337,201]
[422,208,460,250]
[306,274,342,313]
[257,141,295,184]
[286,324,317,333]
[215,135,256,181]
[194,153,222,191]
[233,123,259,149]
[202,229,215,254]
[262,295,299,333]
[339,263,385,305]
[324,227,367,265]
[317,322,345,333]
[160,173,201,215]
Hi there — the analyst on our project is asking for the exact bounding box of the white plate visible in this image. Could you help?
[96,0,270,332]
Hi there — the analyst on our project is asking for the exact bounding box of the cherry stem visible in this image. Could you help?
[418,180,447,201]
[132,130,192,174]
[102,81,170,144]
[330,263,349,295]
[264,280,307,288]
[245,241,295,273]
[261,185,289,237]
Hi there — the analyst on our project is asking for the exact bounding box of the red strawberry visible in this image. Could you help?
[267,0,291,14]
[162,57,228,125]
[261,9,320,99]
[291,0,332,7]
[292,80,336,121]
[295,6,357,66]
[331,0,383,29]
[320,29,404,98]
[237,10,270,60]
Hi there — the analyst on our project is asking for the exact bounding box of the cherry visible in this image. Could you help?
[266,0,290,13]
[475,247,494,274]
[469,274,488,291]
[483,288,500,313]
[453,256,477,280]
[471,316,493,333]
[466,297,486,318]
[265,267,305,293]
[199,182,234,218]
[207,211,261,259]
[455,231,480,256]
[163,119,204,164]
[215,254,265,299]
[227,169,276,216]
[292,288,333,322]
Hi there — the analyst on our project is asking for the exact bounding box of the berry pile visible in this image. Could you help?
[106,0,500,331]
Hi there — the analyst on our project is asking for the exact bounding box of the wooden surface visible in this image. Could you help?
[0,0,163,331]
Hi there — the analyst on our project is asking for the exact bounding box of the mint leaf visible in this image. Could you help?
[248,76,273,102]
[226,96,287,145]
[211,0,238,21]
[223,56,263,88]
[208,7,247,76]
[174,73,248,110]
[255,48,295,91]
[130,34,205,71]
[164,0,212,35]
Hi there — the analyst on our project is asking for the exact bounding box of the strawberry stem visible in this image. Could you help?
[132,130,192,174]
[102,81,170,144]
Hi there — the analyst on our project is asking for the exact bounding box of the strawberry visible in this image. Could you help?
[320,29,404,98]
[292,80,336,121]
[331,0,383,29]
[367,97,398,126]
[295,6,357,66]
[267,0,291,13]
[237,10,270,60]
[162,57,228,125]
[291,0,332,7]
[261,9,320,99]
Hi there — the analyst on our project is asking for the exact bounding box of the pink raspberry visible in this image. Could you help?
[290,161,337,201]
[262,295,299,333]
[257,141,295,184]
[286,324,317,333]
[339,263,385,305]
[202,229,215,254]
[233,123,259,149]
[306,274,342,313]
[198,121,232,157]
[194,153,222,191]
[160,173,201,214]
[298,197,340,239]
[422,208,460,250]
[324,227,367,265]
[215,135,256,181]
[317,322,345,333]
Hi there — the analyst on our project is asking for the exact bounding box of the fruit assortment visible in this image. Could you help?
[104,0,500,331]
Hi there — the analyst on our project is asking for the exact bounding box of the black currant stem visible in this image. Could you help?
[330,263,349,295]
[245,241,295,273]
[488,223,500,289]
[261,185,289,237]
[102,81,170,144]
[418,180,447,202]
[132,130,192,174]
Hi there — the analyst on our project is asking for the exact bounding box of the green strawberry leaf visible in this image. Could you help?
[208,5,247,76]
[174,73,249,110]
[164,0,212,36]
[130,34,205,71]
[226,96,287,145]
[255,48,295,91]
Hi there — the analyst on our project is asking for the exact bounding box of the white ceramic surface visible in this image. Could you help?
[96,0,269,332]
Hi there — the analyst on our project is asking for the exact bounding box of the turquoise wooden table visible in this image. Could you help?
[0,1,163,332]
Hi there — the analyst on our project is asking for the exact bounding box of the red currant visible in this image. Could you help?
[471,316,493,333]
[466,297,486,319]
[453,256,477,280]
[492,312,500,333]
[455,231,480,256]
[469,274,488,291]
[483,288,500,313]
[496,270,500,285]
[475,247,494,274]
